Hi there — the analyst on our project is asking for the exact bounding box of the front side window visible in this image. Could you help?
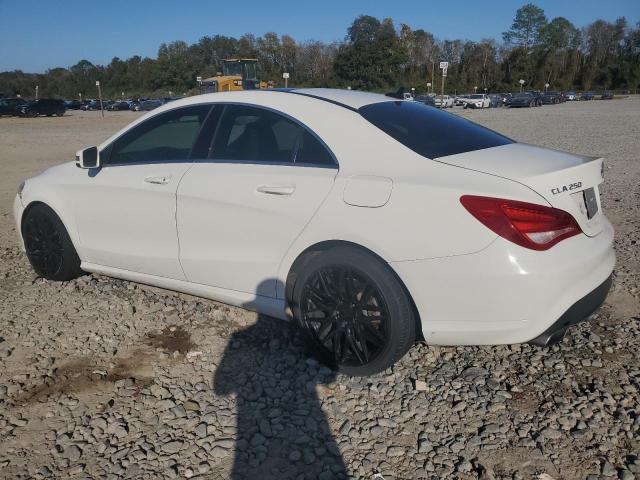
[360,101,512,159]
[210,105,335,166]
[107,105,211,165]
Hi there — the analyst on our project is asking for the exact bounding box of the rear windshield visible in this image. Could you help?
[359,101,513,159]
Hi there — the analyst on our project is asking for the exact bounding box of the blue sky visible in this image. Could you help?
[1,0,638,72]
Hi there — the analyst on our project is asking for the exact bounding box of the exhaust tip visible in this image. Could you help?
[529,327,568,347]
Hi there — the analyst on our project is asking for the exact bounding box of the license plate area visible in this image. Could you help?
[583,187,598,219]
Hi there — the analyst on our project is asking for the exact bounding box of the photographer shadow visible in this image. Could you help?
[213,280,348,479]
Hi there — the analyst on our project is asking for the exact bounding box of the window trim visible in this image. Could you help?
[197,102,338,169]
[99,101,338,169]
[100,104,215,167]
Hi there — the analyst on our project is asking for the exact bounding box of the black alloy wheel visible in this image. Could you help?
[292,246,415,376]
[23,210,64,278]
[300,266,390,368]
[22,204,83,281]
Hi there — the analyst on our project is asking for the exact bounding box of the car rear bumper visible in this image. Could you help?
[528,274,612,346]
[390,217,615,345]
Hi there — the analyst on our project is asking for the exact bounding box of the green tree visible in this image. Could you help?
[503,3,548,51]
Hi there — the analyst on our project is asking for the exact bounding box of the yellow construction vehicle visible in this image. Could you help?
[199,59,274,94]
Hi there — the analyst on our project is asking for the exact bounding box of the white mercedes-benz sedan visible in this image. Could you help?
[13,88,615,376]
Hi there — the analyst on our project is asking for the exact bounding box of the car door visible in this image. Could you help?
[73,104,212,279]
[177,103,338,297]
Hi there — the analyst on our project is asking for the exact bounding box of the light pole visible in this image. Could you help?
[35,85,39,101]
[474,86,478,94]
[96,81,104,118]
[78,92,82,102]
[519,79,525,92]
[411,87,415,98]
[426,82,431,94]
[544,83,550,92]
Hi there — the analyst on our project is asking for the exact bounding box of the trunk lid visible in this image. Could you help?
[438,143,605,236]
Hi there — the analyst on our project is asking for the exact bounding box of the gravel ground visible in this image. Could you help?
[0,100,639,480]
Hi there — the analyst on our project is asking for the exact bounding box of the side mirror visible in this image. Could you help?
[76,146,100,169]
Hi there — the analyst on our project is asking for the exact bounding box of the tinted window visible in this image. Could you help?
[359,101,512,159]
[211,105,334,166]
[107,105,211,165]
[295,130,335,165]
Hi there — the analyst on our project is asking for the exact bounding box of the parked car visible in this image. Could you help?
[499,93,512,105]
[455,95,470,106]
[565,91,577,101]
[138,99,164,111]
[580,92,595,101]
[107,101,132,111]
[527,91,544,106]
[506,92,538,108]
[414,95,435,107]
[541,91,562,105]
[488,94,503,108]
[462,94,491,109]
[64,100,83,110]
[434,95,454,108]
[82,100,103,111]
[17,99,66,117]
[14,88,614,376]
[601,91,614,100]
[0,97,27,116]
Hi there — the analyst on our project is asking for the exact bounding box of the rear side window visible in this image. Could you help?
[359,101,512,159]
[210,104,335,166]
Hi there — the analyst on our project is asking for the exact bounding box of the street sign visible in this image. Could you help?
[196,76,202,83]
[439,61,448,69]
[442,68,447,77]
[282,72,290,79]
[519,79,525,85]
[95,81,100,86]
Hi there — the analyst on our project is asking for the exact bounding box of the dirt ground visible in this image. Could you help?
[0,99,639,480]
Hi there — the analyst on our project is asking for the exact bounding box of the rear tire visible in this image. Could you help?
[292,246,415,376]
[22,204,83,281]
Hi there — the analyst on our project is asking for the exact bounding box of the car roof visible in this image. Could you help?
[287,88,392,110]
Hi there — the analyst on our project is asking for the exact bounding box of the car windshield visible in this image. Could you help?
[514,93,532,98]
[359,101,513,159]
[469,94,483,99]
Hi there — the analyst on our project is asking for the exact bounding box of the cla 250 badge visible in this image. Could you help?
[551,182,582,195]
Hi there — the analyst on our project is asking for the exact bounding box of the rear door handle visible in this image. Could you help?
[256,184,296,196]
[144,176,171,185]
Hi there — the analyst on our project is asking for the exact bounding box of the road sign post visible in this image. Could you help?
[283,72,290,88]
[96,81,104,118]
[519,79,525,92]
[544,83,550,92]
[439,62,448,96]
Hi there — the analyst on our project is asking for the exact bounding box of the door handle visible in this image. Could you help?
[144,176,171,185]
[256,185,296,196]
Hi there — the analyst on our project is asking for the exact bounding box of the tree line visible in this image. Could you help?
[1,4,638,99]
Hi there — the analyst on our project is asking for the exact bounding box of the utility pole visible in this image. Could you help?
[431,62,435,94]
[96,81,104,118]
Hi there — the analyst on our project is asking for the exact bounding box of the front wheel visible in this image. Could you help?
[292,246,415,376]
[22,204,83,281]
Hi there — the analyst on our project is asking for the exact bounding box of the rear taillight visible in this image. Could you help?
[460,195,582,250]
